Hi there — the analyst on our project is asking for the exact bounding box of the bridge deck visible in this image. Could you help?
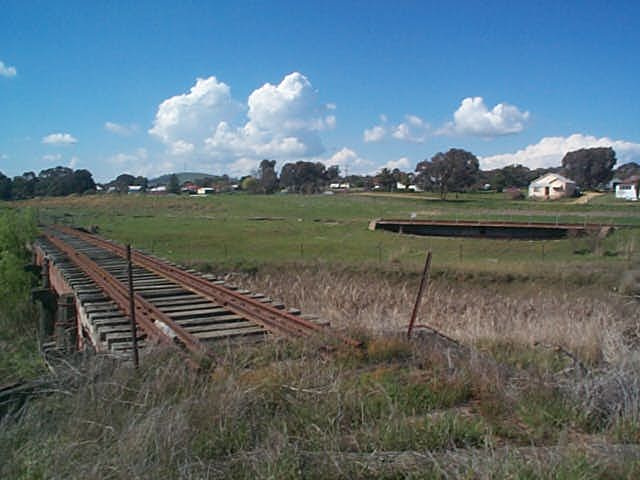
[34,228,331,357]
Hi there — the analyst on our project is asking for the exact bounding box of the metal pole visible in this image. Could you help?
[407,250,432,340]
[126,244,139,368]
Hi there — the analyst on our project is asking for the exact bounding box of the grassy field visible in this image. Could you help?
[24,191,640,285]
[2,192,639,478]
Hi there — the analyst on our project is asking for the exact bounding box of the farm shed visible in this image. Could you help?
[528,173,576,200]
[614,176,639,201]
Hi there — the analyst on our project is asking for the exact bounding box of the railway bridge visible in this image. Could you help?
[32,225,360,362]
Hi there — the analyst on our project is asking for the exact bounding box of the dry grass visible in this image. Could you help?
[239,266,637,366]
[2,264,639,479]
[2,333,638,479]
[243,265,640,450]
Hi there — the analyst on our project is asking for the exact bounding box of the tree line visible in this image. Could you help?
[244,147,630,199]
[0,167,96,201]
[1,146,636,201]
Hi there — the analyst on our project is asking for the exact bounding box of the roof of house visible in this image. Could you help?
[618,175,640,185]
[530,173,576,187]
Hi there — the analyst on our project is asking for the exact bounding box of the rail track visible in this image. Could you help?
[35,225,361,361]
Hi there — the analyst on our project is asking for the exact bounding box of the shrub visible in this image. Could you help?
[504,187,525,200]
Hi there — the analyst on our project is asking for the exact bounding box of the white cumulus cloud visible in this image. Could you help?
[363,125,386,142]
[0,60,17,78]
[376,157,411,173]
[247,72,333,133]
[150,72,334,167]
[227,157,260,177]
[325,147,372,172]
[205,72,332,159]
[391,115,430,143]
[107,148,176,178]
[439,97,529,137]
[364,114,429,143]
[105,121,138,136]
[480,133,640,170]
[170,139,195,156]
[149,76,242,156]
[108,148,148,166]
[42,133,78,145]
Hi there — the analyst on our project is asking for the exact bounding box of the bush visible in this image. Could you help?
[504,187,525,200]
[0,208,41,381]
[619,269,640,296]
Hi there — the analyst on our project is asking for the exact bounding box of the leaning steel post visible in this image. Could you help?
[407,250,432,340]
[126,244,140,369]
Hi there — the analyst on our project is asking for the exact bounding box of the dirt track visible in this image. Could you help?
[570,191,605,204]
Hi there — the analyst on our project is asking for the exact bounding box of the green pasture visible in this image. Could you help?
[28,191,640,283]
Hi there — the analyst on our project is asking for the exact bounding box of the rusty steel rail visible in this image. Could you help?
[51,225,362,348]
[43,230,209,358]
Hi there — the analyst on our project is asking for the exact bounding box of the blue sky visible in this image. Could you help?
[1,1,639,182]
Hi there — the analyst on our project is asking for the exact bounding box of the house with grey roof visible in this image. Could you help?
[528,173,576,200]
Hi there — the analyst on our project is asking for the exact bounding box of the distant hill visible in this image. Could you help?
[150,172,216,186]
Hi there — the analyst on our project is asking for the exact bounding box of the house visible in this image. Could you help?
[394,182,422,192]
[181,182,198,194]
[128,185,143,194]
[528,173,576,200]
[607,177,622,191]
[149,185,167,194]
[614,176,639,201]
[197,187,215,195]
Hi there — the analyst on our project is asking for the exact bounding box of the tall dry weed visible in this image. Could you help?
[239,266,636,366]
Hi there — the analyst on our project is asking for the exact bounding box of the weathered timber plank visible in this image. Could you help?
[166,307,229,319]
[147,294,201,305]
[138,288,191,298]
[105,331,146,348]
[98,325,135,341]
[92,318,130,328]
[158,302,221,313]
[182,320,258,334]
[175,314,245,326]
[89,311,127,321]
[195,326,266,340]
